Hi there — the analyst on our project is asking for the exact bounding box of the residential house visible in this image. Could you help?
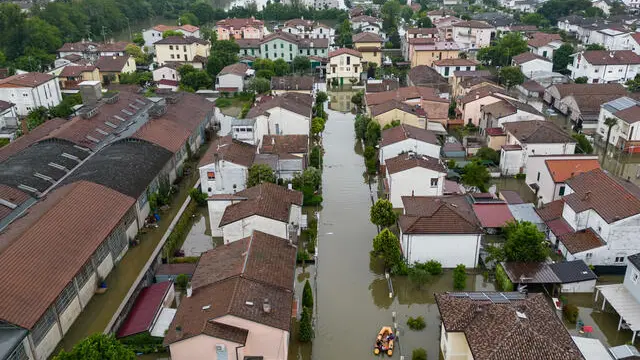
[198,135,257,196]
[216,17,265,40]
[296,37,329,59]
[621,0,640,9]
[281,19,334,40]
[163,230,296,360]
[57,41,131,61]
[327,48,363,86]
[455,85,513,127]
[479,96,545,131]
[527,32,563,59]
[399,195,483,267]
[597,96,640,153]
[0,73,62,116]
[452,20,495,50]
[450,70,497,98]
[433,59,478,78]
[407,65,450,95]
[153,64,181,83]
[512,52,553,77]
[499,120,576,176]
[369,100,426,129]
[350,15,384,37]
[472,202,515,232]
[216,63,250,93]
[435,292,583,360]
[271,76,314,95]
[525,155,600,205]
[245,93,313,145]
[403,27,439,60]
[385,153,447,208]
[58,65,100,90]
[237,39,261,59]
[208,182,303,242]
[544,83,629,133]
[365,79,400,93]
[427,9,457,22]
[378,123,441,164]
[587,28,634,51]
[631,33,640,55]
[569,50,640,84]
[143,24,201,51]
[260,134,309,179]
[365,86,450,126]
[353,32,383,67]
[434,16,463,41]
[154,36,211,69]
[409,41,460,68]
[0,101,18,141]
[95,56,136,84]
[258,32,329,62]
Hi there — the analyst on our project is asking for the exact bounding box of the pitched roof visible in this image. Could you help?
[512,52,552,64]
[548,260,597,283]
[199,135,257,168]
[261,135,308,154]
[433,58,479,67]
[564,168,640,223]
[154,36,209,45]
[117,281,172,338]
[527,32,562,48]
[0,185,30,222]
[581,50,640,65]
[216,18,264,28]
[0,118,67,162]
[385,154,446,175]
[153,24,200,33]
[628,253,640,271]
[351,15,381,23]
[370,99,424,117]
[535,199,564,222]
[559,228,606,254]
[453,20,494,29]
[407,27,440,34]
[380,123,438,147]
[434,293,583,360]
[552,83,627,98]
[366,79,400,93]
[235,38,261,48]
[0,181,134,329]
[270,76,314,91]
[328,48,362,58]
[163,231,296,345]
[95,56,131,72]
[260,32,299,45]
[0,73,54,88]
[245,93,313,119]
[59,65,97,77]
[500,190,523,204]
[366,86,445,107]
[460,85,507,105]
[218,63,249,76]
[472,203,514,228]
[156,263,197,276]
[503,120,574,144]
[57,41,99,53]
[501,262,561,284]
[408,65,449,87]
[545,159,600,183]
[353,32,383,43]
[399,195,481,234]
[615,105,640,124]
[219,183,302,226]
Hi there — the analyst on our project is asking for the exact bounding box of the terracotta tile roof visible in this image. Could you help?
[500,190,523,204]
[0,73,54,88]
[453,20,494,29]
[501,262,561,284]
[198,135,257,168]
[351,15,381,23]
[218,62,249,76]
[433,58,479,67]
[59,65,96,77]
[559,228,606,254]
[328,48,362,58]
[408,37,436,45]
[0,185,30,222]
[564,169,640,223]
[164,231,296,345]
[98,41,132,52]
[366,86,445,107]
[370,99,424,117]
[95,56,131,72]
[547,218,573,237]
[153,24,200,33]
[435,293,583,360]
[157,79,179,87]
[460,85,507,105]
[472,203,514,228]
[57,41,99,53]
[527,32,562,48]
[399,195,481,234]
[261,135,308,154]
[117,281,172,338]
[0,181,134,329]
[380,123,438,147]
[535,199,565,222]
[353,32,383,43]
[408,66,448,87]
[270,76,314,91]
[236,38,261,48]
[385,153,445,175]
[427,9,456,15]
[203,321,249,344]
[512,52,551,64]
[216,18,264,28]
[245,93,313,119]
[355,46,382,52]
[551,83,627,98]
[581,50,640,65]
[545,159,600,183]
[284,18,313,27]
[366,79,400,93]
[260,32,299,45]
[485,127,505,136]
[407,27,439,34]
[521,80,545,93]
[615,105,640,124]
[0,118,67,162]
[156,263,197,276]
[154,36,209,45]
[219,183,302,226]
[503,120,574,144]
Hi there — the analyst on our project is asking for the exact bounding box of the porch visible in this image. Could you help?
[595,284,640,344]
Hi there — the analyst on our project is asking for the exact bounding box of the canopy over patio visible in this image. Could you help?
[595,284,640,343]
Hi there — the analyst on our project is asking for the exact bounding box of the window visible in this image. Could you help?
[289,44,292,51]
[281,53,284,58]
[183,45,187,51]
[280,43,283,49]
[430,178,438,187]
[633,269,639,284]
[543,50,548,57]
[75,260,95,287]
[559,185,565,196]
[290,53,293,61]
[537,172,540,181]
[93,240,110,263]
[585,252,593,259]
[170,54,175,59]
[22,93,28,97]
[6,344,27,360]
[169,45,173,50]
[346,56,350,65]
[55,281,77,313]
[273,44,277,49]
[595,69,599,73]
[176,54,180,59]
[31,307,57,346]
[616,256,625,263]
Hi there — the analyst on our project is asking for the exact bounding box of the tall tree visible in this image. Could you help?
[335,19,353,48]
[247,164,276,187]
[477,32,528,66]
[54,334,135,360]
[498,66,525,89]
[372,228,403,269]
[626,74,640,92]
[602,117,618,159]
[461,161,491,192]
[292,56,311,73]
[503,221,548,262]
[553,44,574,73]
[370,199,398,227]
[206,40,239,77]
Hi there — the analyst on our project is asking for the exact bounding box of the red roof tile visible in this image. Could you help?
[545,159,600,182]
[527,32,562,48]
[559,228,606,254]
[219,183,302,226]
[0,118,67,162]
[581,50,640,66]
[198,135,257,168]
[547,218,573,237]
[385,153,446,175]
[433,59,479,67]
[0,73,54,88]
[117,281,172,338]
[399,195,481,234]
[329,48,362,58]
[472,203,515,228]
[380,123,438,147]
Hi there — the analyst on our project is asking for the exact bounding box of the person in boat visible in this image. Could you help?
[376,339,382,348]
[385,332,394,341]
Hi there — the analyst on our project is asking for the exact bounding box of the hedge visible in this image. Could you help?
[495,264,514,291]
[163,202,198,260]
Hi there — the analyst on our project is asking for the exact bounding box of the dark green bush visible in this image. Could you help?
[453,264,467,290]
[189,188,207,206]
[563,303,579,324]
[215,98,232,108]
[119,333,164,354]
[175,274,189,290]
[422,260,443,275]
[299,307,313,342]
[412,348,427,360]
[407,316,426,330]
[302,280,313,309]
[495,264,514,291]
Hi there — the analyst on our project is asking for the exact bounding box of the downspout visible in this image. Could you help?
[235,344,245,360]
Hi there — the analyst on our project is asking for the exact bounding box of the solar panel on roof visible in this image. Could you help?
[114,115,126,122]
[608,97,637,111]
[104,121,118,129]
[121,109,134,116]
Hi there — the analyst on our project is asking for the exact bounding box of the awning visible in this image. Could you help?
[426,121,447,135]
[596,284,640,333]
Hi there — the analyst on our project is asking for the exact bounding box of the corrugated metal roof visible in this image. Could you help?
[603,96,638,113]
[117,281,172,338]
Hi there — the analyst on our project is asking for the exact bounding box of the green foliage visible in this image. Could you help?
[498,66,525,89]
[119,71,153,86]
[419,260,443,275]
[132,32,144,47]
[292,56,311,73]
[626,74,640,92]
[49,94,82,118]
[408,266,430,288]
[273,58,290,76]
[574,76,588,84]
[363,145,378,174]
[306,216,318,253]
[0,138,9,148]
[247,163,276,187]
[520,13,549,27]
[401,6,414,22]
[125,44,151,66]
[563,303,579,324]
[461,161,491,192]
[477,32,528,66]
[537,0,592,24]
[370,199,398,227]
[302,280,314,309]
[163,202,198,260]
[412,348,427,360]
[453,264,467,290]
[189,188,207,206]
[206,40,239,78]
[299,307,314,342]
[119,333,164,355]
[495,264,514,291]
[365,121,381,148]
[26,107,49,131]
[170,256,200,263]
[475,147,500,165]
[372,228,403,270]
[553,44,574,73]
[351,90,364,108]
[416,15,433,28]
[335,19,353,48]
[162,30,183,38]
[54,334,135,360]
[406,316,426,331]
[248,77,271,94]
[503,221,548,262]
[315,91,328,104]
[309,146,322,168]
[572,134,593,154]
[583,6,605,17]
[179,12,199,26]
[447,159,457,169]
[383,120,401,130]
[179,65,213,91]
[240,102,251,118]
[215,98,232,108]
[292,167,322,191]
[311,117,326,136]
[175,274,189,290]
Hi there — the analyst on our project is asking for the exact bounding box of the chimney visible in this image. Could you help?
[79,81,103,106]
[186,284,193,297]
[583,191,592,201]
[263,298,272,313]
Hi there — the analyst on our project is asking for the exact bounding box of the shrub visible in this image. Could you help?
[407,316,426,330]
[170,256,199,263]
[412,348,427,360]
[453,264,467,290]
[215,98,232,108]
[370,199,398,227]
[495,264,514,291]
[408,266,430,289]
[119,333,164,354]
[373,229,403,270]
[563,303,579,324]
[163,202,198,260]
[309,146,322,168]
[175,274,189,290]
[240,102,251,118]
[189,188,207,206]
[297,248,310,262]
[423,260,443,275]
[302,280,313,310]
[299,307,314,342]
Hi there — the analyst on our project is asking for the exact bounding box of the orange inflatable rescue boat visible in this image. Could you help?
[373,326,395,356]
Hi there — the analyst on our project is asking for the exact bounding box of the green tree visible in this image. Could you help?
[132,32,144,47]
[408,266,430,289]
[477,32,528,66]
[503,221,548,262]
[206,40,240,77]
[572,134,593,154]
[602,117,618,158]
[372,228,403,269]
[54,334,135,360]
[520,13,549,27]
[273,58,290,76]
[309,146,322,168]
[191,2,215,24]
[370,199,398,227]
[125,44,148,66]
[381,0,402,28]
[583,6,605,17]
[401,6,414,22]
[351,90,364,109]
[475,147,500,165]
[365,121,381,147]
[416,15,433,28]
[175,274,189,290]
[292,167,322,191]
[292,56,311,73]
[248,77,271,94]
[412,348,427,360]
[609,1,627,15]
[247,164,276,187]
[255,69,276,79]
[26,107,49,131]
[574,76,588,84]
[335,19,353,48]
[453,264,467,290]
[163,30,183,38]
[302,279,313,309]
[537,0,592,24]
[179,12,199,26]
[180,69,212,91]
[354,114,371,140]
[119,71,153,86]
[553,44,574,73]
[498,66,525,89]
[585,43,606,50]
[299,307,313,342]
[461,161,491,192]
[315,91,328,104]
[626,74,640,92]
[311,117,326,136]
